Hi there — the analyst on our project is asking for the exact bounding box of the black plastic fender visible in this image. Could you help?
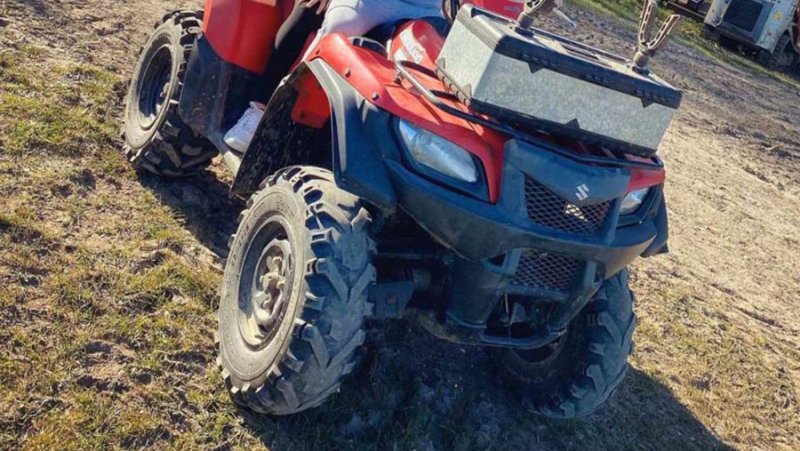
[231,70,318,196]
[180,36,260,140]
[232,60,398,213]
[306,59,398,213]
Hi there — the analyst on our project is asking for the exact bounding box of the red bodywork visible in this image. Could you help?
[201,0,525,74]
[203,0,665,203]
[312,30,507,201]
[389,20,445,67]
[202,0,294,73]
[469,0,526,18]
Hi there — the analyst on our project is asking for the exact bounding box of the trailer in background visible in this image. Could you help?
[703,0,799,70]
[667,0,710,20]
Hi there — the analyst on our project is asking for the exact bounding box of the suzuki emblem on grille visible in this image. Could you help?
[575,184,591,201]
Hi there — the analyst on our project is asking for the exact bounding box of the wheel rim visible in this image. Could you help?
[238,219,295,349]
[777,46,795,68]
[137,45,173,130]
[512,334,568,366]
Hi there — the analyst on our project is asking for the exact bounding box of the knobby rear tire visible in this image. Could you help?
[123,11,217,176]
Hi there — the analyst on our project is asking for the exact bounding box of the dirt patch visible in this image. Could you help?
[1,0,798,449]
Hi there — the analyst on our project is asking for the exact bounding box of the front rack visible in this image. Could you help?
[394,60,664,171]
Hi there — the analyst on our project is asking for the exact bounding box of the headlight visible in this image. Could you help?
[620,188,650,215]
[397,120,478,183]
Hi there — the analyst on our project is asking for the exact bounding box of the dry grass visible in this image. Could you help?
[1,0,798,449]
[0,37,238,449]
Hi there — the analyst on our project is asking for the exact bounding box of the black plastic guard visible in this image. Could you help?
[230,76,306,196]
[231,61,399,205]
[179,36,259,138]
[306,59,398,212]
[386,147,656,270]
[505,140,630,207]
[641,194,669,257]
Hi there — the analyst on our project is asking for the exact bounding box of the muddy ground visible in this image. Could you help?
[1,0,798,449]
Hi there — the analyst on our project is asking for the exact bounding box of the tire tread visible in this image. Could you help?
[498,270,636,419]
[123,11,217,176]
[219,167,375,415]
[537,271,636,418]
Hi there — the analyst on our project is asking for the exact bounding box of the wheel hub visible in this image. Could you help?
[513,335,567,365]
[238,227,294,349]
[252,244,290,332]
[137,45,173,130]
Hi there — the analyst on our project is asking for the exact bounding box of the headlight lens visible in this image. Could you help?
[397,120,478,183]
[620,188,650,215]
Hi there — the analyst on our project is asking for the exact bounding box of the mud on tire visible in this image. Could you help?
[494,270,636,419]
[218,167,376,415]
[123,11,217,176]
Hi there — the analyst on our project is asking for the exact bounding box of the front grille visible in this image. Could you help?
[511,250,582,291]
[723,0,763,32]
[524,178,611,235]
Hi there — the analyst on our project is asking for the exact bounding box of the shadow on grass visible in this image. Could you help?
[233,323,731,451]
[136,171,730,450]
[136,168,244,258]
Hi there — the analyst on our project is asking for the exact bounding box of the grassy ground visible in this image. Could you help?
[0,41,719,450]
[1,0,799,449]
[0,44,232,449]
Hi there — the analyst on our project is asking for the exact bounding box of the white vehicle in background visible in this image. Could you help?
[703,0,800,70]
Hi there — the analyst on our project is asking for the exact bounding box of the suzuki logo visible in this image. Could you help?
[575,184,591,201]
[399,29,425,64]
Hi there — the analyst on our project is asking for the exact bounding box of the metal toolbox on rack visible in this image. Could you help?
[436,5,682,156]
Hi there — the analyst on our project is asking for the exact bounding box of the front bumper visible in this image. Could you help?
[307,58,666,338]
[386,139,666,327]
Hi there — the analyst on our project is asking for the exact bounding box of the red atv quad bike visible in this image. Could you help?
[123,0,682,418]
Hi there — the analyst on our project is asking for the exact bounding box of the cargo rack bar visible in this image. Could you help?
[394,60,664,171]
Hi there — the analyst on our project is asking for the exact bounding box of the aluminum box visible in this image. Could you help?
[436,5,682,156]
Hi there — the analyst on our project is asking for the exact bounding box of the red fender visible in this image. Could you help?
[291,71,332,129]
[467,0,526,19]
[628,166,665,192]
[307,33,507,202]
[202,0,295,74]
[389,20,445,67]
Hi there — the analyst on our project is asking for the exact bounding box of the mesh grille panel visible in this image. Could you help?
[511,251,582,291]
[524,178,611,235]
[723,0,763,32]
